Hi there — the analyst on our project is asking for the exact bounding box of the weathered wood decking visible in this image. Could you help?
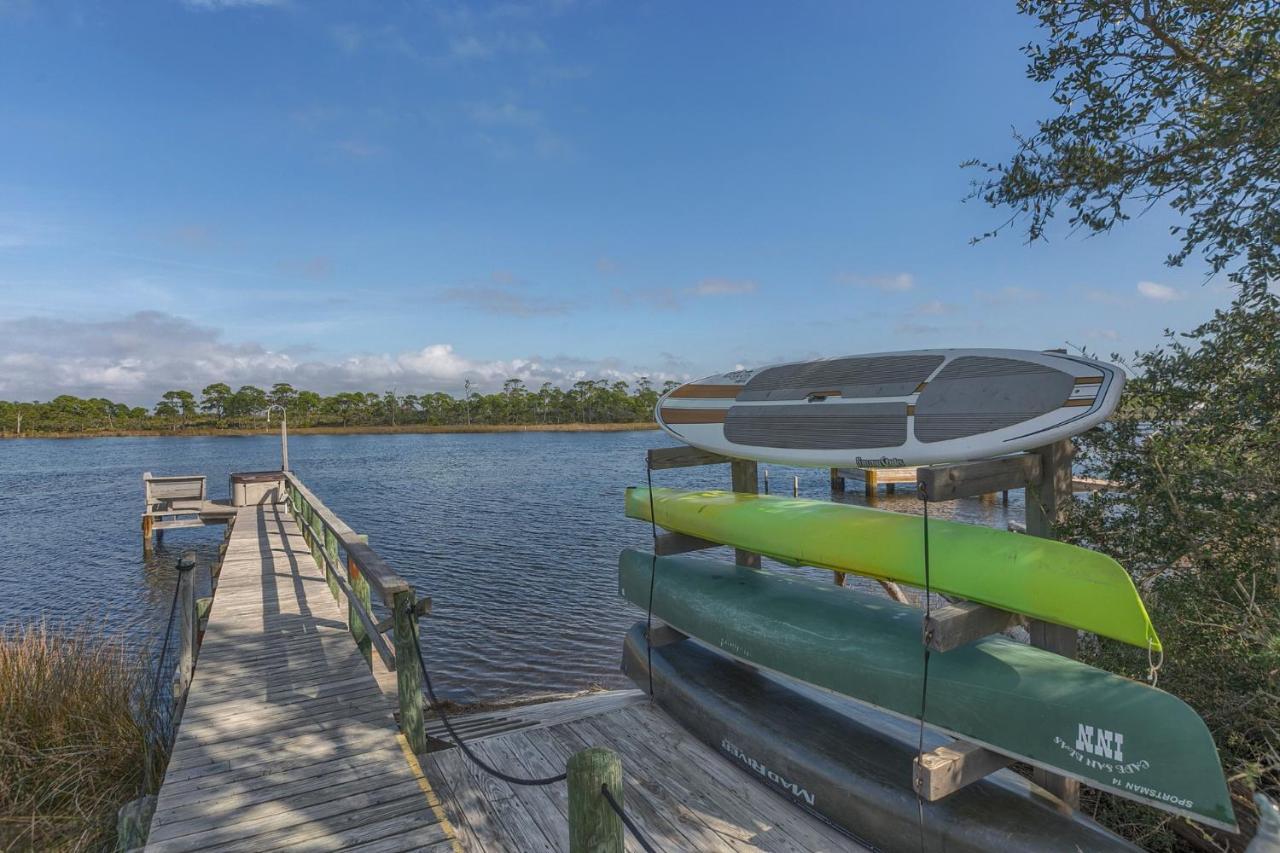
[144,493,867,852]
[146,504,459,852]
[423,694,867,852]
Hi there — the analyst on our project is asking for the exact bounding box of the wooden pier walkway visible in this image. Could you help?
[145,503,459,852]
[140,475,868,851]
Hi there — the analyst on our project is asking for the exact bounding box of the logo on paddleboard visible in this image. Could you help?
[721,738,815,806]
[855,456,906,468]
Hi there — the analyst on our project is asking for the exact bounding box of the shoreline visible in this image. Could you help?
[0,421,660,440]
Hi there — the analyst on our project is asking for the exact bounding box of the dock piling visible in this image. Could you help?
[568,747,624,853]
[171,551,198,712]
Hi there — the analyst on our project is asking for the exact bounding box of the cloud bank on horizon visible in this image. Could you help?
[0,312,685,404]
[0,1,1232,406]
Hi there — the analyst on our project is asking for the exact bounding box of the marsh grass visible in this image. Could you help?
[0,623,167,852]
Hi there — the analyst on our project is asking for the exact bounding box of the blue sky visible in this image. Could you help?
[0,0,1234,403]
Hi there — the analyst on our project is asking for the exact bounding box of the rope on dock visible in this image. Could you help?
[408,600,663,848]
[602,781,659,853]
[409,599,567,786]
[142,553,196,793]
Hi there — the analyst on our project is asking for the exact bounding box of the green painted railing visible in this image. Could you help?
[282,473,430,753]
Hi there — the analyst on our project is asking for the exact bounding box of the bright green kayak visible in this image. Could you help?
[619,549,1233,831]
[626,487,1161,651]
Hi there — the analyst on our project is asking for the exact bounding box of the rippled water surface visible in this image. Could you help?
[0,431,1022,701]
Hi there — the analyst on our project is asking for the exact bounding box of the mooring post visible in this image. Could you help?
[792,475,799,497]
[1025,438,1081,809]
[393,589,427,753]
[568,747,623,853]
[142,514,154,554]
[864,468,878,498]
[172,552,198,711]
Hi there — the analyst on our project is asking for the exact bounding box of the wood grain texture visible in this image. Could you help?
[423,698,867,852]
[146,504,456,853]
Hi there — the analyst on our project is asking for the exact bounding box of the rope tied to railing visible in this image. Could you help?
[407,597,567,786]
[142,551,197,794]
[601,782,660,853]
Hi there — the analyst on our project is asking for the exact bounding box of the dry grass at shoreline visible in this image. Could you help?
[1,421,659,440]
[0,623,161,852]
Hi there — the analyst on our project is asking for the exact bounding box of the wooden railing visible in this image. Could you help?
[282,472,431,753]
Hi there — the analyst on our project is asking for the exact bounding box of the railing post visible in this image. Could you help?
[350,535,372,669]
[392,590,426,753]
[324,526,340,601]
[172,551,198,712]
[568,747,623,853]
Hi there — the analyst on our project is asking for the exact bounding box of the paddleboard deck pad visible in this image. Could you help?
[657,348,1124,467]
[621,623,1142,852]
[627,487,1161,651]
[618,549,1234,831]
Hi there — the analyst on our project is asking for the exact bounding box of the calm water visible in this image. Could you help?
[0,431,1023,702]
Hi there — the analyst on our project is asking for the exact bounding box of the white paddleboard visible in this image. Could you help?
[656,349,1124,467]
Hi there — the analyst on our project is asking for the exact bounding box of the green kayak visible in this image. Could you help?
[626,487,1161,651]
[618,549,1234,831]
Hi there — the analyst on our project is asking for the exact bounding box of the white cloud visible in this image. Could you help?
[1137,280,1184,302]
[181,0,286,10]
[975,285,1044,306]
[689,278,757,296]
[917,299,960,316]
[0,312,677,404]
[836,272,914,292]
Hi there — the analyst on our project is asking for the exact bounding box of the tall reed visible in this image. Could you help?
[0,622,166,851]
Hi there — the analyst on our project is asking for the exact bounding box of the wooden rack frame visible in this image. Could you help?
[647,441,1082,812]
[911,439,1080,808]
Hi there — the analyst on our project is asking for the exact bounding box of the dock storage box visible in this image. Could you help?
[230,472,285,506]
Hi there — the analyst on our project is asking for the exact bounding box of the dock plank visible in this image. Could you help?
[424,696,868,852]
[146,504,459,852]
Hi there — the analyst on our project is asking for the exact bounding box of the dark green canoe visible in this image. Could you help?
[618,548,1235,831]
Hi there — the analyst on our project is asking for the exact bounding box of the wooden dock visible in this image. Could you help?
[145,503,459,852]
[140,477,869,851]
[422,693,865,852]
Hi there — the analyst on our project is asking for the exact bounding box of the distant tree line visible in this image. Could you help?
[0,378,672,435]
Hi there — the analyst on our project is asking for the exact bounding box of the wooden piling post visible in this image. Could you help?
[568,747,623,853]
[172,552,198,712]
[392,589,427,754]
[830,467,845,491]
[350,535,372,669]
[792,475,799,497]
[324,526,340,601]
[864,468,878,498]
[1025,438,1081,809]
[730,459,761,569]
[142,514,154,554]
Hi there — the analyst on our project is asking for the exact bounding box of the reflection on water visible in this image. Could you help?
[0,432,1021,702]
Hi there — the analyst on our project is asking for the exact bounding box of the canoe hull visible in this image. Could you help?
[626,487,1161,651]
[621,622,1142,852]
[618,549,1234,831]
[656,348,1125,467]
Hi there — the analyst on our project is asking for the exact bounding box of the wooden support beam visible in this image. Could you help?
[924,600,1023,653]
[350,533,372,670]
[646,445,733,470]
[913,741,1014,801]
[568,747,624,853]
[730,459,761,569]
[864,468,878,498]
[830,467,845,491]
[141,513,154,554]
[654,531,720,556]
[1025,438,1081,810]
[392,590,427,754]
[172,552,198,714]
[916,454,1042,502]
